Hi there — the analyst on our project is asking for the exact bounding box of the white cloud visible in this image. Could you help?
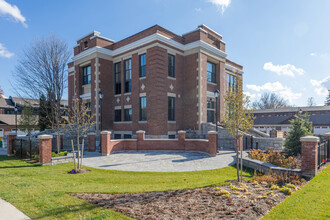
[0,0,27,28]
[207,0,231,14]
[0,43,14,58]
[243,91,256,99]
[310,52,316,56]
[195,8,202,12]
[263,62,305,77]
[310,76,330,96]
[246,81,302,103]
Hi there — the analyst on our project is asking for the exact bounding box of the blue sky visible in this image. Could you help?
[0,0,329,106]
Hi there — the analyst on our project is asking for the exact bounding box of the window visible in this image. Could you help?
[124,59,131,93]
[123,134,132,139]
[168,97,175,121]
[140,97,147,121]
[85,102,91,116]
[114,109,121,122]
[139,54,146,77]
[168,135,176,139]
[114,134,121,139]
[114,62,121,95]
[207,62,216,83]
[207,99,215,123]
[84,41,88,49]
[168,54,175,77]
[124,108,132,121]
[227,74,237,92]
[82,65,91,85]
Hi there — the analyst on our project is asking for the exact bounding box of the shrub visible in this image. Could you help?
[280,186,292,195]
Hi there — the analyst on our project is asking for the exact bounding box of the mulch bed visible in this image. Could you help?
[70,180,296,219]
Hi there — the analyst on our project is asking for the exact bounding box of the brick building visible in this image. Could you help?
[68,24,243,138]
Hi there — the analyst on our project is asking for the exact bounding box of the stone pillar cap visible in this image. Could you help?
[324,133,330,137]
[208,131,218,134]
[178,130,186,134]
[38,134,53,139]
[100,131,111,135]
[88,132,96,135]
[300,136,320,142]
[136,130,145,134]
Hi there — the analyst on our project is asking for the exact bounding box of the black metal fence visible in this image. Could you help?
[12,138,39,161]
[318,140,329,169]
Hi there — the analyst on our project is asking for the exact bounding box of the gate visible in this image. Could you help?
[318,140,328,169]
[243,135,253,150]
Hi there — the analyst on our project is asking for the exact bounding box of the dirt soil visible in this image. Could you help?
[68,168,91,174]
[70,180,297,219]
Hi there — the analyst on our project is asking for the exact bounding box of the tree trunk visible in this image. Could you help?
[80,139,84,169]
[71,139,77,171]
[235,138,239,182]
[77,135,80,169]
[56,132,60,153]
[240,141,243,182]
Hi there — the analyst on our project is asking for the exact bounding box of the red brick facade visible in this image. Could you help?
[68,25,243,137]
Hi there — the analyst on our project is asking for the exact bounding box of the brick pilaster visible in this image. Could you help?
[300,136,320,178]
[178,130,186,146]
[6,132,16,156]
[136,130,145,151]
[101,131,111,155]
[88,133,96,152]
[208,131,217,155]
[38,135,53,165]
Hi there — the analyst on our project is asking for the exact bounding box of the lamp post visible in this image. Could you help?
[214,89,220,151]
[98,90,104,132]
[14,103,18,135]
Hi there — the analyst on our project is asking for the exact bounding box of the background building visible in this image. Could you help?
[68,24,243,138]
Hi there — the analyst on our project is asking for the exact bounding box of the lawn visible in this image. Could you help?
[0,155,252,219]
[263,165,330,220]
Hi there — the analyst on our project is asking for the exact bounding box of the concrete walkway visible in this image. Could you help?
[0,148,6,155]
[0,199,30,220]
[83,150,236,172]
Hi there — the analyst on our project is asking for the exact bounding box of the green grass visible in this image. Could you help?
[0,155,251,219]
[263,165,330,220]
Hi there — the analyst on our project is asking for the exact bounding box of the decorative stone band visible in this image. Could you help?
[101,131,111,135]
[300,136,320,142]
[38,134,53,139]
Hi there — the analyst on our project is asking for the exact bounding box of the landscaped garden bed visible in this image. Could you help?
[71,174,304,220]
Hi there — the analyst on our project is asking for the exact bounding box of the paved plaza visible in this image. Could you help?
[83,150,236,172]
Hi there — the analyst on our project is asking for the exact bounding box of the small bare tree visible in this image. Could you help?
[64,98,95,171]
[12,35,71,153]
[252,92,288,109]
[18,105,38,136]
[223,77,255,182]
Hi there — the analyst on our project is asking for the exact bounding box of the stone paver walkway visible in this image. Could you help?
[83,150,236,172]
[0,198,30,220]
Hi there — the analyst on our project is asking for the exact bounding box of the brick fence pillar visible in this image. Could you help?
[300,136,320,178]
[7,132,17,156]
[208,131,217,155]
[38,134,53,165]
[178,130,186,146]
[136,130,145,151]
[88,133,96,152]
[101,131,111,155]
[325,133,330,161]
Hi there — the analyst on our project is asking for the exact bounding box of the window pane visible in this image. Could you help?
[168,97,175,121]
[140,97,147,121]
[168,54,175,77]
[139,54,146,77]
[207,62,216,83]
[124,108,132,121]
[114,109,121,122]
[124,59,131,93]
[82,65,91,85]
[114,62,121,94]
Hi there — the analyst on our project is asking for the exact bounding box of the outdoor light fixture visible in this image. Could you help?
[14,103,18,135]
[214,89,220,151]
[299,108,303,114]
[98,90,104,100]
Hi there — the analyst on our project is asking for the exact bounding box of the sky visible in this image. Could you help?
[0,0,330,106]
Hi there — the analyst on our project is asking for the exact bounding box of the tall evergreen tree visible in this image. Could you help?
[325,90,330,106]
[39,94,51,131]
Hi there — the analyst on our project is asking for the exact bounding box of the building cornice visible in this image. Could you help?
[72,33,228,62]
[225,64,244,75]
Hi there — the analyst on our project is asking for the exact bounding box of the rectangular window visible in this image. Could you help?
[114,62,121,95]
[168,135,176,139]
[114,134,121,139]
[114,109,121,122]
[124,108,132,121]
[207,99,215,123]
[82,65,91,85]
[123,134,132,139]
[140,97,147,121]
[139,54,146,77]
[168,97,175,121]
[227,73,237,92]
[168,54,175,77]
[124,59,131,93]
[85,102,91,116]
[207,62,216,83]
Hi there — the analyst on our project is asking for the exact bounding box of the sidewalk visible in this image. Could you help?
[0,199,30,220]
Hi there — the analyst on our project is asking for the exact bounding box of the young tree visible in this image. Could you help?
[283,112,313,157]
[64,98,95,172]
[19,105,38,136]
[223,78,255,182]
[13,35,71,151]
[252,92,288,109]
[307,97,316,107]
